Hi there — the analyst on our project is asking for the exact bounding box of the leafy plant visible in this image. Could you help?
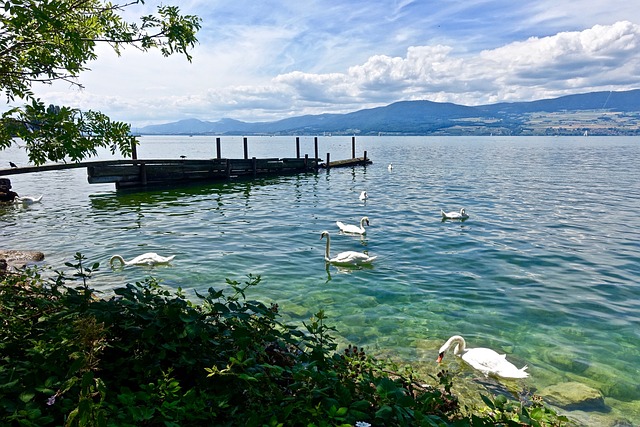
[0,256,570,426]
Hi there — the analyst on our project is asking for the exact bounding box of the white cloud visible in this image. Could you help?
[9,1,640,126]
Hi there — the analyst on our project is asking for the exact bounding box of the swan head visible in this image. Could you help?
[436,335,465,362]
[109,255,125,268]
[362,216,370,226]
[460,208,466,215]
[320,231,330,240]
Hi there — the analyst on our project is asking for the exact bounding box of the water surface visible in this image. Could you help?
[2,136,639,425]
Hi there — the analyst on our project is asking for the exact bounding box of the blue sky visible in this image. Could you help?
[30,0,640,127]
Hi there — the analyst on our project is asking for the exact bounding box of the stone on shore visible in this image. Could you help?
[0,250,45,271]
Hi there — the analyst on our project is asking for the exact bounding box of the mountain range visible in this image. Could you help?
[138,89,640,136]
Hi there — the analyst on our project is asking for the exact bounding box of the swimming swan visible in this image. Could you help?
[336,216,370,235]
[15,195,43,205]
[437,335,529,379]
[320,231,376,265]
[441,208,469,220]
[359,191,368,201]
[110,252,175,268]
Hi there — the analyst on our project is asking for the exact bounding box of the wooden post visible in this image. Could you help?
[243,137,248,160]
[351,136,356,159]
[252,157,257,177]
[225,158,231,178]
[139,163,147,185]
[326,153,331,170]
[131,140,138,160]
[314,137,318,160]
[296,137,300,158]
[364,150,367,162]
[304,154,309,169]
[216,137,221,159]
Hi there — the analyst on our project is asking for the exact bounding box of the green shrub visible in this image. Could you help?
[0,254,569,426]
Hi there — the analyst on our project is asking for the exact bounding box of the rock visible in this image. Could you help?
[540,381,607,412]
[544,349,590,373]
[0,250,45,271]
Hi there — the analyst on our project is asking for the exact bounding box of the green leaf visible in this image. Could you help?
[480,394,495,409]
[494,394,507,408]
[375,405,393,421]
[350,400,371,411]
[19,391,35,403]
[335,406,348,417]
[238,374,258,382]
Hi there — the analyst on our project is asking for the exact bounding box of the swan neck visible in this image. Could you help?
[452,336,466,354]
[109,255,125,267]
[443,335,467,355]
[324,234,331,261]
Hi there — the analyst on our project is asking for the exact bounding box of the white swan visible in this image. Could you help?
[336,216,369,235]
[359,191,368,201]
[388,163,393,171]
[15,195,43,205]
[441,208,469,220]
[320,231,376,266]
[437,335,529,379]
[110,252,175,268]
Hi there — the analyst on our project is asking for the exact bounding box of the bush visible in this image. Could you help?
[0,254,568,426]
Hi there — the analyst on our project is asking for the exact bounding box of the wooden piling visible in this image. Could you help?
[326,153,331,170]
[139,163,147,185]
[314,137,319,161]
[351,136,356,159]
[243,137,248,159]
[131,140,138,160]
[296,137,300,158]
[216,137,221,159]
[252,157,257,177]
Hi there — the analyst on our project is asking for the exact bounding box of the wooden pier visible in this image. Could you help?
[88,157,320,189]
[1,136,372,189]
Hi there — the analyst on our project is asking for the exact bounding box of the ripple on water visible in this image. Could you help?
[2,136,640,425]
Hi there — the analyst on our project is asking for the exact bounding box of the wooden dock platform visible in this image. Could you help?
[323,156,372,168]
[1,136,373,189]
[87,157,320,189]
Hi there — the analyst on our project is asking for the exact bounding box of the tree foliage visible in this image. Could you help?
[0,0,201,165]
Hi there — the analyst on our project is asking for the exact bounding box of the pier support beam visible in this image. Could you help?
[351,136,356,159]
[314,137,319,161]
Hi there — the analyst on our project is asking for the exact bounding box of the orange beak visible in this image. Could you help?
[436,352,444,363]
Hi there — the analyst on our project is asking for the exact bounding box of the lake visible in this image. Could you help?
[1,135,639,425]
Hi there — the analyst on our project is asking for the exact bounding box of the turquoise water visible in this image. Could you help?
[2,136,639,425]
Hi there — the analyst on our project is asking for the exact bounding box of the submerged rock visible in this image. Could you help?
[540,381,607,412]
[544,349,590,373]
[0,250,45,271]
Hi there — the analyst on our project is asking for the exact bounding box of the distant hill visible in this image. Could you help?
[478,90,640,114]
[138,89,640,136]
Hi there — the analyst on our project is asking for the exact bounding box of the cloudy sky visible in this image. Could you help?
[26,0,640,127]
